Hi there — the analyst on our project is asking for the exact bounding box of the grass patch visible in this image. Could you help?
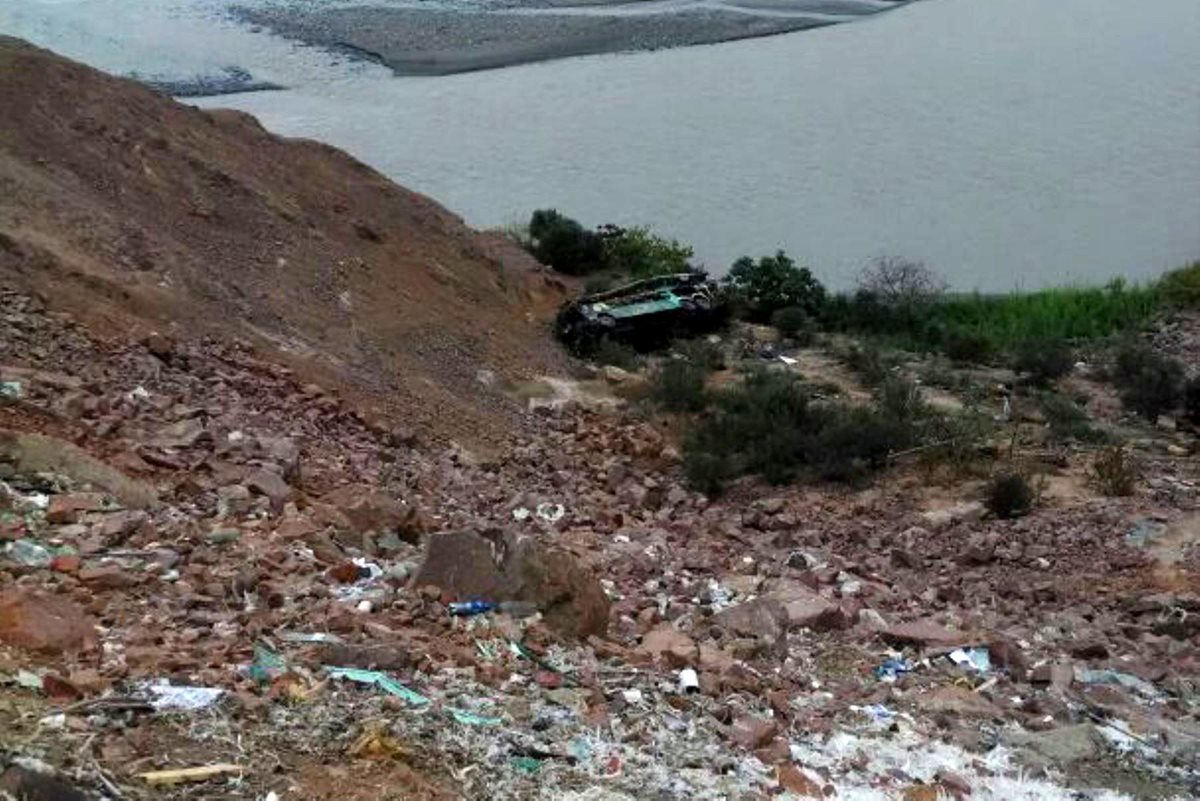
[825,283,1159,358]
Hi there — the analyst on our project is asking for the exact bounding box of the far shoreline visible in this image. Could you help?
[232,4,850,78]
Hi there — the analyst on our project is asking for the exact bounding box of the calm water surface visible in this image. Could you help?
[5,0,1199,289]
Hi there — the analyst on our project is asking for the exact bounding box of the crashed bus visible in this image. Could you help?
[555,272,724,351]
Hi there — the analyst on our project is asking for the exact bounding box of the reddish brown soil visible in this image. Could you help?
[0,36,569,447]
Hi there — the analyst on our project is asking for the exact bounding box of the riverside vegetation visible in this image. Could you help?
[510,209,1200,497]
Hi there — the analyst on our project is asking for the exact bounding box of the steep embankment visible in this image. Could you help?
[0,37,567,444]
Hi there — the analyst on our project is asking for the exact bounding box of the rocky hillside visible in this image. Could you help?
[0,36,567,446]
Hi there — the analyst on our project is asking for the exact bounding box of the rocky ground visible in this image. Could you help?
[0,37,569,450]
[2,283,1199,801]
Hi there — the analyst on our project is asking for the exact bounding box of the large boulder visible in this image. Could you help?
[0,590,97,655]
[315,486,426,546]
[411,529,609,638]
[712,598,789,656]
[765,580,852,632]
[880,620,970,649]
[639,624,699,667]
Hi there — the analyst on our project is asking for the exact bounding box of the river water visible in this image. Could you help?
[4,0,1199,289]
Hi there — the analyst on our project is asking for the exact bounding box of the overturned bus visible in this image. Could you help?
[555,273,723,351]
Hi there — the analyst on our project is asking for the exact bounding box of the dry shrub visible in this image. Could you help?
[1090,445,1140,496]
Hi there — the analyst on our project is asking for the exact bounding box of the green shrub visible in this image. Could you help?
[528,209,605,275]
[1015,338,1074,386]
[985,473,1035,519]
[650,359,709,412]
[680,370,927,494]
[875,376,929,424]
[1038,392,1103,443]
[591,337,642,370]
[843,342,888,386]
[725,251,826,321]
[682,441,734,497]
[1185,376,1200,426]
[809,405,910,483]
[943,329,996,364]
[1112,341,1184,419]
[599,225,694,279]
[770,306,815,343]
[583,274,617,294]
[1157,262,1200,309]
[675,339,726,372]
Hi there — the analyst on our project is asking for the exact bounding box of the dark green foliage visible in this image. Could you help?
[1112,341,1184,419]
[682,445,734,497]
[985,473,1034,519]
[591,337,642,370]
[583,274,616,295]
[1015,338,1074,386]
[875,376,929,424]
[680,371,925,495]
[843,342,888,386]
[675,339,726,371]
[943,329,996,364]
[598,225,694,279]
[1185,376,1200,426]
[725,251,827,321]
[770,306,815,344]
[1038,392,1104,443]
[528,209,605,275]
[1157,262,1200,309]
[650,359,709,413]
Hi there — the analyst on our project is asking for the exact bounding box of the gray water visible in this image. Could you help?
[4,0,1199,289]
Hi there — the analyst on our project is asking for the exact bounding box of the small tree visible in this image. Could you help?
[1112,341,1184,419]
[1185,376,1200,425]
[600,225,694,279]
[770,306,814,343]
[986,473,1035,519]
[528,209,605,275]
[725,251,826,321]
[856,257,946,310]
[1015,338,1074,386]
[650,359,709,413]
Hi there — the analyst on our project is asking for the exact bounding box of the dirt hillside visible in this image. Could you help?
[0,36,568,445]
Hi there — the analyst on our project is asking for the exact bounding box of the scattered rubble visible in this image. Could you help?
[0,287,1198,799]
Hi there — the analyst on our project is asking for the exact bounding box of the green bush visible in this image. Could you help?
[985,473,1035,519]
[680,370,926,494]
[1015,338,1074,386]
[770,306,815,343]
[875,376,929,424]
[725,251,826,321]
[599,225,694,279]
[591,337,642,370]
[843,342,888,386]
[1185,377,1200,426]
[1037,392,1103,443]
[943,329,996,364]
[1112,341,1184,419]
[528,209,605,275]
[1157,262,1200,309]
[675,339,726,372]
[650,359,709,413]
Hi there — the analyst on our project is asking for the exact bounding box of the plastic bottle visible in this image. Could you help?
[6,539,53,567]
[448,601,498,616]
